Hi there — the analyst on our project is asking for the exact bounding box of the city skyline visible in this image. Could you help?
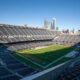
[0,0,80,31]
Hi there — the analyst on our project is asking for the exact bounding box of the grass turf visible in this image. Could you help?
[14,44,74,70]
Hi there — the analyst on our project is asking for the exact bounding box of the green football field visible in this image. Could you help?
[14,44,74,70]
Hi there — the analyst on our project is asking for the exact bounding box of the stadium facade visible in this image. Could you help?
[0,24,80,80]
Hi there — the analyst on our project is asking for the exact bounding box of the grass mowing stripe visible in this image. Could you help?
[45,57,72,69]
[15,44,74,69]
[13,53,44,70]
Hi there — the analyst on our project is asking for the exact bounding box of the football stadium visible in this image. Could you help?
[0,24,80,80]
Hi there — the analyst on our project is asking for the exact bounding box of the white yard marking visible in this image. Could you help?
[16,47,75,69]
[17,54,44,68]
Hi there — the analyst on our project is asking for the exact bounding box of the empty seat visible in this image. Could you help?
[17,68,35,76]
[0,75,21,80]
[7,63,27,71]
[0,67,12,77]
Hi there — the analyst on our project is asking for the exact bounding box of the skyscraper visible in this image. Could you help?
[44,19,49,29]
[51,18,56,30]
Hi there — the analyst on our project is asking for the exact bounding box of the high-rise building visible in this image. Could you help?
[78,29,80,33]
[44,19,49,29]
[51,18,56,30]
[56,26,59,31]
[72,28,74,33]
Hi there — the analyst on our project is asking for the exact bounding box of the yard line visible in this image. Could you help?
[17,54,44,68]
[45,50,75,68]
[44,56,64,68]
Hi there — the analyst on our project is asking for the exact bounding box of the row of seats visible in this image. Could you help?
[0,67,21,80]
[0,24,60,43]
[58,44,80,80]
[7,40,54,51]
[0,24,80,46]
[0,44,37,80]
[58,61,80,80]
[53,34,80,45]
